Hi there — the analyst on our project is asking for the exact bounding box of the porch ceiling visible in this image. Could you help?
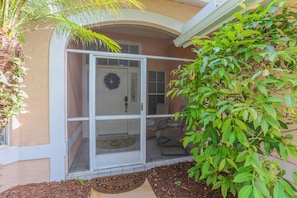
[95,24,178,40]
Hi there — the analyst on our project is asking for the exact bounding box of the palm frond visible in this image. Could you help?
[14,0,144,51]
[54,14,121,52]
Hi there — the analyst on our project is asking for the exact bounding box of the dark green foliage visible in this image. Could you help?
[168,0,297,197]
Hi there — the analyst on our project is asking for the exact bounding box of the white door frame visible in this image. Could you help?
[89,53,147,170]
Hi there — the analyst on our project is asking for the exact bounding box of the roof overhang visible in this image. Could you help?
[174,0,264,47]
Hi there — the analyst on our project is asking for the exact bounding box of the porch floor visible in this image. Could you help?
[68,137,192,178]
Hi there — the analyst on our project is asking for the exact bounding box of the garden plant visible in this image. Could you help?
[168,0,297,197]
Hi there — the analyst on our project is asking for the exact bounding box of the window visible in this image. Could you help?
[0,125,8,145]
[148,71,166,114]
[85,43,140,66]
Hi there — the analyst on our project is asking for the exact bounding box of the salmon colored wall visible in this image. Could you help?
[0,159,50,193]
[68,121,83,167]
[140,0,201,23]
[13,29,52,147]
[67,53,83,135]
[287,0,297,6]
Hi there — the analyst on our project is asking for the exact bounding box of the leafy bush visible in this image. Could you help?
[168,0,297,197]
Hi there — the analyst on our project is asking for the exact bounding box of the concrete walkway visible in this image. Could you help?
[89,179,156,198]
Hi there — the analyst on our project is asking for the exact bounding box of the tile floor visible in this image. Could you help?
[67,136,192,180]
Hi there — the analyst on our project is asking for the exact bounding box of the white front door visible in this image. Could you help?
[96,67,128,135]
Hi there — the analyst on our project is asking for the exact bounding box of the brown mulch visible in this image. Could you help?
[0,161,236,198]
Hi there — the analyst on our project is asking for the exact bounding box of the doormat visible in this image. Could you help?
[96,136,136,149]
[90,172,146,194]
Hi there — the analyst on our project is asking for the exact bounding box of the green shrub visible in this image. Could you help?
[168,0,297,197]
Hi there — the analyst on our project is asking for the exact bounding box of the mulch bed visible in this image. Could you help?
[0,161,236,198]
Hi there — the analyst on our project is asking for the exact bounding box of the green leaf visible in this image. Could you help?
[222,119,232,142]
[267,97,284,103]
[248,107,258,121]
[202,160,210,175]
[241,29,261,37]
[256,83,268,96]
[234,12,243,20]
[233,173,253,183]
[235,127,250,147]
[236,150,248,162]
[234,119,247,131]
[279,179,295,197]
[273,180,285,198]
[263,104,277,118]
[287,146,297,158]
[238,185,253,198]
[264,116,279,130]
[253,186,264,198]
[293,172,297,184]
[253,115,262,129]
[219,159,226,171]
[261,120,269,134]
[252,70,263,80]
[226,158,238,170]
[212,180,223,190]
[221,183,228,198]
[200,57,208,73]
[284,94,295,108]
[279,143,288,161]
[243,110,249,122]
[255,178,270,198]
[229,132,236,144]
[227,31,236,41]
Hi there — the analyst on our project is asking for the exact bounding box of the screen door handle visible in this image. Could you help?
[124,96,128,112]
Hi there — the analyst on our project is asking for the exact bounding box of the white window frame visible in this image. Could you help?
[83,41,142,65]
[0,124,9,146]
[148,70,166,115]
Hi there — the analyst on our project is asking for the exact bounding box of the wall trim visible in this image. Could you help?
[0,144,50,165]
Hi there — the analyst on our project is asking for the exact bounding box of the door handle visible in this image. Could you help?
[124,96,128,112]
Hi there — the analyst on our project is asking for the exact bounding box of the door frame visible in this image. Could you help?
[89,53,147,170]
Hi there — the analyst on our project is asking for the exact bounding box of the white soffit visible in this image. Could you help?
[174,0,264,47]
[173,0,226,7]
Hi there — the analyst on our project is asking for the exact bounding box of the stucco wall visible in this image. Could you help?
[0,159,50,193]
[141,0,201,23]
[13,29,52,147]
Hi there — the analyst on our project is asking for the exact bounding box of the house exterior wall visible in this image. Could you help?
[1,0,297,194]
[12,29,52,147]
[0,1,199,192]
[0,28,52,193]
[0,159,50,193]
